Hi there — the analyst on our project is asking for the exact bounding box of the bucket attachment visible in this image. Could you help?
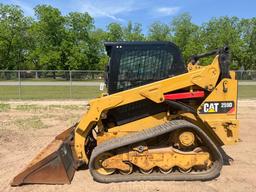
[11,126,76,186]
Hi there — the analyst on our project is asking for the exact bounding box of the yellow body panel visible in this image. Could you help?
[103,148,211,172]
[97,112,168,144]
[197,71,239,144]
[73,55,239,164]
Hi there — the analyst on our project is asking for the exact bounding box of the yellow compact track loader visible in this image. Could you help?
[11,42,239,186]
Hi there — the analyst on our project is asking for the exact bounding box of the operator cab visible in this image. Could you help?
[104,41,186,94]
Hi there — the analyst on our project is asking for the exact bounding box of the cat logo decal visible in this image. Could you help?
[199,101,235,114]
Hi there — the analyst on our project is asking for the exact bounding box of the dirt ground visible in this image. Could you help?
[0,100,256,192]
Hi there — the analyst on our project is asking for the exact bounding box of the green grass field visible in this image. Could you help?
[0,86,102,100]
[0,79,103,82]
[237,85,256,99]
[0,85,255,100]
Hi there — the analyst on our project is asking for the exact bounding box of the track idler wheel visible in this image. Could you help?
[178,167,192,173]
[94,152,115,175]
[140,168,153,174]
[159,168,173,174]
[119,162,133,175]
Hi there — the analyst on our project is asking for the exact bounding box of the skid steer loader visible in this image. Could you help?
[11,42,239,186]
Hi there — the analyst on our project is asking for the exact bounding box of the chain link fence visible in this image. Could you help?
[0,70,104,81]
[0,70,104,99]
[0,70,255,100]
[236,70,256,81]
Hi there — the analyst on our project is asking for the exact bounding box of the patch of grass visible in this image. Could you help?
[52,104,84,110]
[0,86,101,100]
[15,104,44,111]
[0,85,255,100]
[0,103,11,112]
[14,116,47,129]
[238,85,256,99]
[14,104,84,112]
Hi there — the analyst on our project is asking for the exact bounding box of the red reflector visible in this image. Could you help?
[228,107,235,114]
[164,91,205,100]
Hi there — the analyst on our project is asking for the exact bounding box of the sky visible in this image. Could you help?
[1,0,255,33]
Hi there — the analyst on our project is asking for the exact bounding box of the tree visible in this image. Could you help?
[148,21,171,41]
[170,13,201,62]
[238,18,256,69]
[201,16,244,68]
[106,23,123,41]
[28,5,65,72]
[64,12,97,70]
[123,21,144,41]
[0,4,32,70]
[1,3,256,71]
[91,28,108,70]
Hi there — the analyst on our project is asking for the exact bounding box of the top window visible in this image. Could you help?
[117,49,174,90]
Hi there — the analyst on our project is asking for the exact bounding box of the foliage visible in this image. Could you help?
[171,13,204,62]
[148,21,171,41]
[106,22,124,41]
[0,4,256,70]
[238,18,256,69]
[123,21,144,41]
[0,4,32,69]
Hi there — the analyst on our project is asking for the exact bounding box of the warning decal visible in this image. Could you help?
[199,101,235,114]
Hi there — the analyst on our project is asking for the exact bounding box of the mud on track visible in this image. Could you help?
[0,100,256,192]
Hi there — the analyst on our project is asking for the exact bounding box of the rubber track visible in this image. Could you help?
[89,120,223,183]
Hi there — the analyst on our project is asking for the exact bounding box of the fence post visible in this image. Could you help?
[69,70,72,99]
[18,70,21,99]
